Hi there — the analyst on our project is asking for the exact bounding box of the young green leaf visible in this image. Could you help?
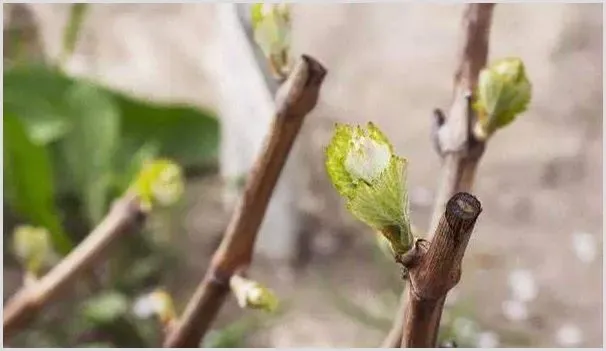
[475,57,532,138]
[325,123,412,255]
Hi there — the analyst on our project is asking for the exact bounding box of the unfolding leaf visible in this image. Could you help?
[325,122,412,254]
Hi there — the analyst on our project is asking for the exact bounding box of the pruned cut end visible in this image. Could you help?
[447,192,482,220]
[301,54,328,85]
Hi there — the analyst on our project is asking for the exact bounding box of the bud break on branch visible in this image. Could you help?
[325,122,413,257]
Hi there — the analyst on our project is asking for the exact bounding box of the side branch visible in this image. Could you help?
[429,3,494,233]
[401,192,482,347]
[3,193,145,337]
[163,55,327,348]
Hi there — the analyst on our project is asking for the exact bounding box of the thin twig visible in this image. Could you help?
[3,193,145,338]
[163,55,327,348]
[382,4,495,347]
[400,192,482,347]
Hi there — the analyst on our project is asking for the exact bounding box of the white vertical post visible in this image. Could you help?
[204,4,302,261]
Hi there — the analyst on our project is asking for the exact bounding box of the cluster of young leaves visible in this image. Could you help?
[325,123,413,256]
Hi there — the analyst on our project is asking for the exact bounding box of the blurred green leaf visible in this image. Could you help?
[82,291,129,325]
[116,95,220,169]
[4,113,72,254]
[60,82,120,223]
[4,65,220,174]
[3,65,220,227]
[61,4,89,62]
[3,65,73,144]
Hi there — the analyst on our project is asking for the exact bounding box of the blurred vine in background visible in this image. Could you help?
[4,3,221,347]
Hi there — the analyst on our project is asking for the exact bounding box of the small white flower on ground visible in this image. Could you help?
[556,324,583,347]
[508,268,538,302]
[501,299,528,321]
[476,331,499,348]
[572,231,597,264]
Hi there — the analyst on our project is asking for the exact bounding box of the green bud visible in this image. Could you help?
[229,275,279,313]
[325,123,412,255]
[475,57,532,137]
[251,3,292,79]
[130,159,184,211]
[12,225,54,277]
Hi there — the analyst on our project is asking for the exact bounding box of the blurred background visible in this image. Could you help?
[3,3,603,348]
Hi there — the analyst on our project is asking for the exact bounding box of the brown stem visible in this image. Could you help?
[428,3,494,233]
[163,55,327,348]
[382,4,495,347]
[3,193,145,338]
[401,192,482,347]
